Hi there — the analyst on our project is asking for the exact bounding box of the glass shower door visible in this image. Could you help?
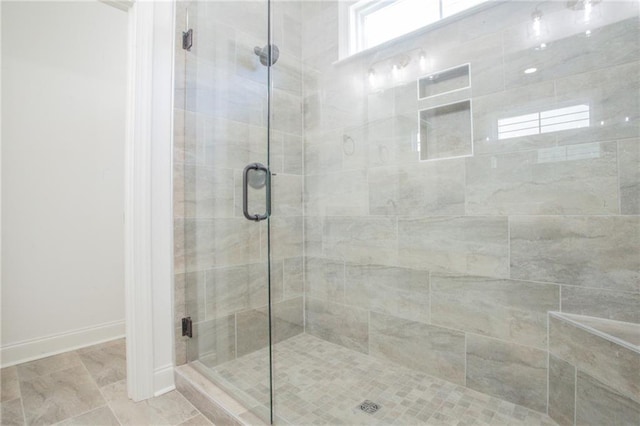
[177,0,276,423]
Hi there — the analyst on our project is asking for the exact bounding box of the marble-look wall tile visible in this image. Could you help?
[369,160,466,216]
[511,216,640,292]
[271,174,302,217]
[272,51,303,97]
[503,18,640,90]
[272,297,304,345]
[304,257,344,302]
[576,371,640,426]
[466,142,619,215]
[619,139,640,215]
[270,259,285,304]
[359,116,396,167]
[466,334,547,412]
[305,297,369,354]
[555,61,639,147]
[175,326,187,366]
[186,77,266,127]
[204,263,268,319]
[189,315,235,366]
[369,312,465,385]
[271,88,302,136]
[565,314,640,347]
[304,130,343,176]
[175,271,205,327]
[431,274,559,349]
[188,22,236,77]
[268,216,303,260]
[283,257,303,298]
[345,264,429,323]
[398,216,509,278]
[548,354,575,426]
[561,286,640,324]
[549,315,640,403]
[236,298,304,357]
[235,309,271,358]
[472,81,556,155]
[174,162,186,219]
[282,133,303,175]
[181,165,234,218]
[303,216,323,257]
[307,68,366,132]
[272,3,302,60]
[183,218,261,271]
[322,216,397,265]
[305,170,369,216]
[201,116,258,170]
[174,219,186,273]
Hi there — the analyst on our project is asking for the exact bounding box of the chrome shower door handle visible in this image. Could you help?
[242,162,271,222]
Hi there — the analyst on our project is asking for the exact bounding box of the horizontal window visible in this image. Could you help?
[348,0,488,55]
[498,104,591,140]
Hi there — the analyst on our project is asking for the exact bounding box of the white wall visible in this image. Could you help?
[1,0,128,366]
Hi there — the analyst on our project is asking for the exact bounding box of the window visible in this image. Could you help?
[497,105,591,140]
[347,0,489,56]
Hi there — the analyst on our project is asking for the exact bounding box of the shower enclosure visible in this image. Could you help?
[174,0,640,424]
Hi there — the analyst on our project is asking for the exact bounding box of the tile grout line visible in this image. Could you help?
[67,352,123,426]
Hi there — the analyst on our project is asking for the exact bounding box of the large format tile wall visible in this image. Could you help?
[300,0,639,414]
[173,1,305,367]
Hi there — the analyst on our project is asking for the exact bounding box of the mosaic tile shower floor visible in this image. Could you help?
[199,334,558,425]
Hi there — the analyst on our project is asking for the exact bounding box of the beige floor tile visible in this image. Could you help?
[103,380,199,426]
[1,398,25,426]
[177,414,214,426]
[20,365,105,426]
[17,353,83,382]
[1,367,21,402]
[79,342,126,387]
[57,406,120,426]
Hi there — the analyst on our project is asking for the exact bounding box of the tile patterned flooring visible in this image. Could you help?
[205,334,558,425]
[2,334,559,425]
[0,339,213,426]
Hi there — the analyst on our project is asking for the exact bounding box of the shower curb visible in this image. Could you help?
[175,364,268,426]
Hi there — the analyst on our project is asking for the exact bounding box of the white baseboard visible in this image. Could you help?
[0,319,126,367]
[153,364,176,396]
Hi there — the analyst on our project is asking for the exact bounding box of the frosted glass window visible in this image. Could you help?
[362,0,440,49]
[498,105,591,140]
[442,0,488,18]
[349,0,489,54]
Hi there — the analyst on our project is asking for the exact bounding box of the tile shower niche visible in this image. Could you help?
[418,64,473,161]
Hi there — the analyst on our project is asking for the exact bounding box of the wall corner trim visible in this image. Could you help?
[125,0,176,402]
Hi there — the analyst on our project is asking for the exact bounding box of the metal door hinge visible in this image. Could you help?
[182,317,193,338]
[182,29,193,51]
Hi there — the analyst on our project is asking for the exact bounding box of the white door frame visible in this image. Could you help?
[117,0,176,401]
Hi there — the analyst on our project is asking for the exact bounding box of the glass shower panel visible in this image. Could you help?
[178,1,274,423]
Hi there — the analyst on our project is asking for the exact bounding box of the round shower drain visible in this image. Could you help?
[358,400,381,414]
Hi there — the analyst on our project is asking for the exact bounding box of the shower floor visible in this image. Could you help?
[199,333,557,425]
